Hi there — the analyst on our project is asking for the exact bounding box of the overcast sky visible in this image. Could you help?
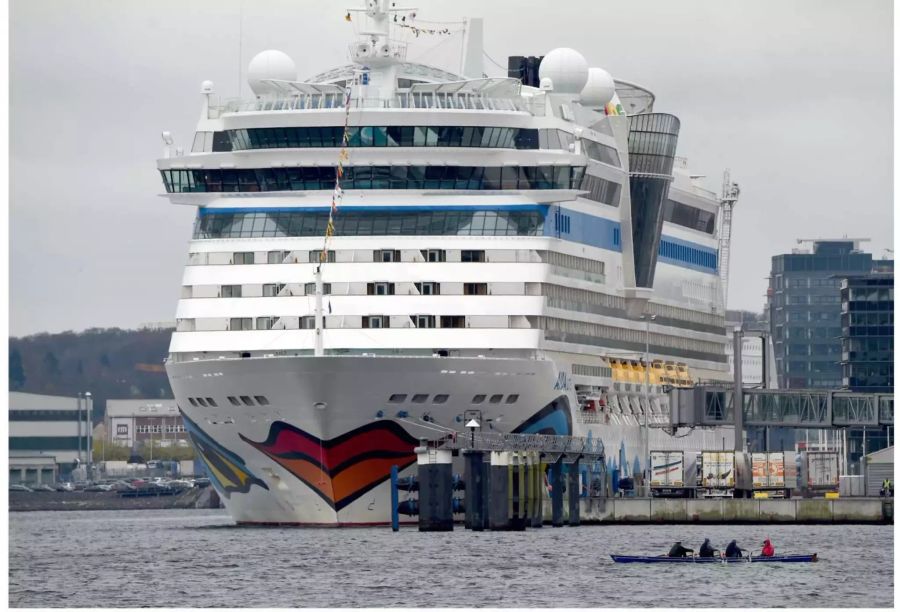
[9,0,894,337]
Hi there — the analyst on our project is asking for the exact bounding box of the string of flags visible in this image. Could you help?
[320,88,354,263]
[344,11,459,37]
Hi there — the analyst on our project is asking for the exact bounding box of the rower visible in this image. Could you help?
[725,540,745,558]
[667,541,694,558]
[698,538,718,558]
[761,539,774,557]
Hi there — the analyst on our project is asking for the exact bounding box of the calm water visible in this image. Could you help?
[8,509,894,608]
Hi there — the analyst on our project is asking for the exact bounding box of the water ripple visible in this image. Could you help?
[8,509,894,608]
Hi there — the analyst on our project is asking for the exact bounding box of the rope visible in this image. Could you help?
[319,87,354,263]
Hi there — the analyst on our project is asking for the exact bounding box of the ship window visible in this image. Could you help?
[233,252,254,265]
[422,249,446,262]
[363,315,389,329]
[304,282,332,295]
[375,249,401,262]
[461,250,485,263]
[206,397,218,407]
[263,283,285,297]
[411,394,428,403]
[433,394,449,404]
[188,398,198,407]
[309,250,336,263]
[256,317,274,330]
[464,283,488,295]
[229,318,253,331]
[505,394,519,404]
[368,282,395,296]
[414,315,436,328]
[389,394,407,403]
[228,396,241,406]
[196,397,209,407]
[221,285,242,298]
[440,316,465,328]
[254,396,270,405]
[240,396,254,406]
[415,282,439,295]
[472,394,486,404]
[267,250,290,264]
[489,394,503,404]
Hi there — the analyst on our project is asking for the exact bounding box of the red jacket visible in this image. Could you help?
[761,540,774,557]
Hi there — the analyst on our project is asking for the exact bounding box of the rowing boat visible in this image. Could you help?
[610,554,817,563]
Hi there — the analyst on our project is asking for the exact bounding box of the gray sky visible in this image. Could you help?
[9,0,894,337]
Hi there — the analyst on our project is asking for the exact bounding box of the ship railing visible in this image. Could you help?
[439,431,604,457]
[216,93,537,115]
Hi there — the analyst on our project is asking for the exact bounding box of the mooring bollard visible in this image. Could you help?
[488,451,511,530]
[463,449,486,530]
[568,457,581,526]
[532,456,544,528]
[551,458,564,527]
[390,464,400,532]
[415,440,453,532]
[509,451,527,530]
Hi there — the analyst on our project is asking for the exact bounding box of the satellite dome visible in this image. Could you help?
[247,50,297,96]
[580,67,616,107]
[539,48,589,94]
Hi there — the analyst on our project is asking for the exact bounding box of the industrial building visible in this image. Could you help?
[105,399,187,449]
[9,391,94,484]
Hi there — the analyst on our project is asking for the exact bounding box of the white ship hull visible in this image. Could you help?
[168,355,728,525]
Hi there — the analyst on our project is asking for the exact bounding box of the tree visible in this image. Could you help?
[9,347,25,390]
[42,351,61,377]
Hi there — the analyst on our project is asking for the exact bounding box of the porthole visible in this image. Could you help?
[472,394,486,404]
[240,396,254,406]
[389,394,407,403]
[411,394,428,403]
[227,396,241,406]
[206,397,218,407]
[489,394,503,404]
[196,398,208,407]
[188,398,198,407]
[254,396,270,405]
[505,394,519,404]
[433,394,449,404]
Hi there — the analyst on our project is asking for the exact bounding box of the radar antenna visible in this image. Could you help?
[718,169,740,309]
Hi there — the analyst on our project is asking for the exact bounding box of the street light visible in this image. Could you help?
[85,391,93,482]
[640,314,657,494]
[464,409,482,449]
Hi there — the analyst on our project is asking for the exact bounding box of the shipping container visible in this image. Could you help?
[700,451,735,489]
[751,452,786,488]
[650,451,684,487]
[801,451,840,490]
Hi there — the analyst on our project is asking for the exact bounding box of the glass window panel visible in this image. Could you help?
[426,126,439,146]
[483,167,502,189]
[399,126,414,146]
[414,126,427,146]
[373,126,388,147]
[359,126,374,146]
[460,127,475,147]
[386,126,402,146]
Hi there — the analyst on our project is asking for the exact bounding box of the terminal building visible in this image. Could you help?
[105,399,188,449]
[9,392,94,485]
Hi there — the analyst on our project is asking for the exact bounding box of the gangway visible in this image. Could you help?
[668,386,893,429]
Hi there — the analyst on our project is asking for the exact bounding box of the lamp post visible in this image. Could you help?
[640,314,656,495]
[464,409,482,449]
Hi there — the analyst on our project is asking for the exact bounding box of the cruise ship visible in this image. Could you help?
[161,2,734,525]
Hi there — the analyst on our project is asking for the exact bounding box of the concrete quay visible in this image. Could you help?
[8,487,222,512]
[574,497,892,524]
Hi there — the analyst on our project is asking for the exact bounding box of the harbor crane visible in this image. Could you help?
[718,169,741,309]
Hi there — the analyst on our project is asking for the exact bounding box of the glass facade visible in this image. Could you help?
[663,199,716,234]
[162,165,586,193]
[768,241,875,389]
[193,209,545,239]
[626,113,681,288]
[840,274,894,392]
[215,126,596,153]
[580,174,622,207]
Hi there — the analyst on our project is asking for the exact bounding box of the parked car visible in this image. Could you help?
[84,484,113,492]
[55,482,75,492]
[32,484,56,492]
[10,484,33,492]
[193,478,211,488]
[109,481,136,492]
[168,480,195,491]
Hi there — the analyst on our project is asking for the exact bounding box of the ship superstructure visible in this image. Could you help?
[160,1,733,524]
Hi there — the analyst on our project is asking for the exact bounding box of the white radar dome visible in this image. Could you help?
[248,49,297,96]
[580,67,616,107]
[539,48,589,94]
